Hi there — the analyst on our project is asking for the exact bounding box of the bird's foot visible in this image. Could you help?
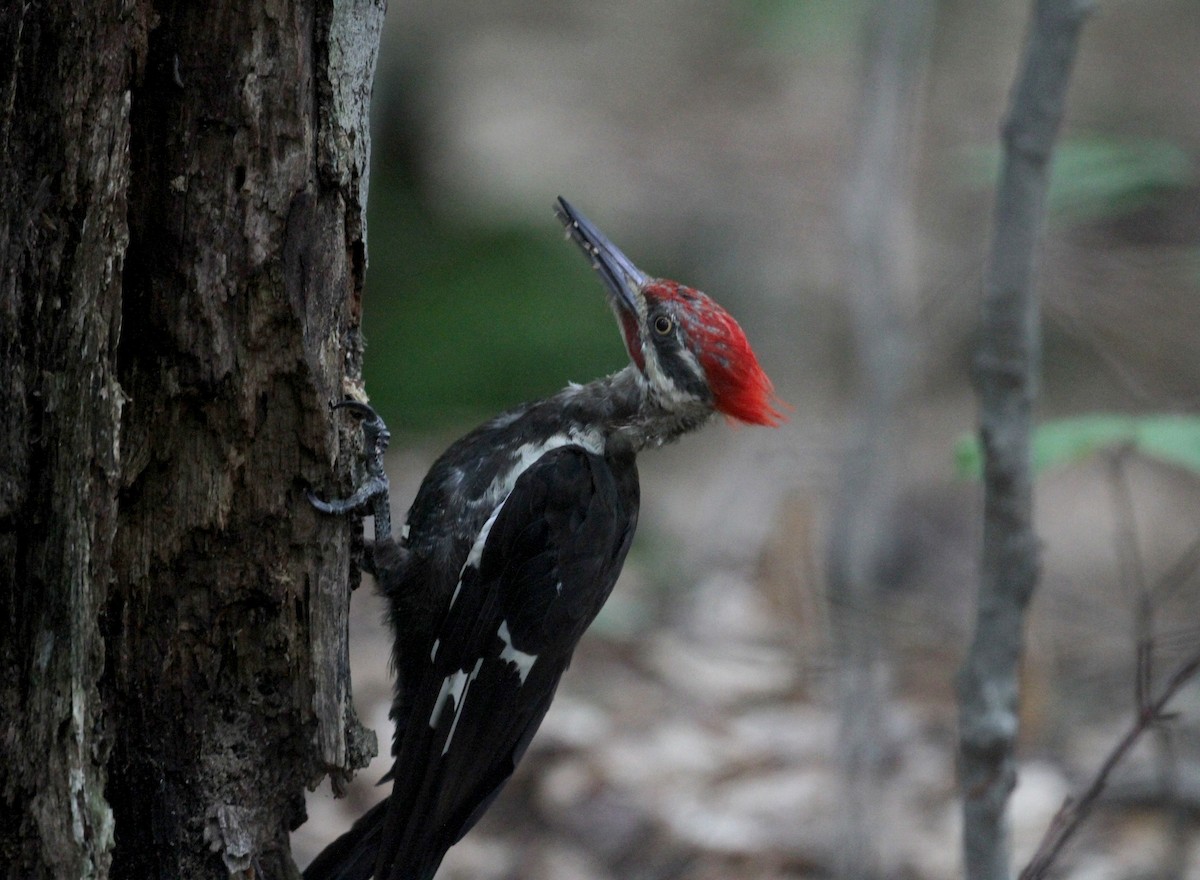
[308,399,393,546]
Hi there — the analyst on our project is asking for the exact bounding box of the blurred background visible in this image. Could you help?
[295,1,1200,877]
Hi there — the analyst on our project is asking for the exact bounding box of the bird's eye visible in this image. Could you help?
[653,315,673,335]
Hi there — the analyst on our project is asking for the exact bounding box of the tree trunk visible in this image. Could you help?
[0,2,384,877]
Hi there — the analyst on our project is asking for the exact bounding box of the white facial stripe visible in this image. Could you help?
[676,346,705,383]
[641,338,700,409]
[640,338,673,392]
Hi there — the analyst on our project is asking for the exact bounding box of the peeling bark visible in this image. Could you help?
[0,2,384,877]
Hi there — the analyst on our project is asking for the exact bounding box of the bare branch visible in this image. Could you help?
[1019,647,1200,880]
[956,3,1091,880]
[1105,449,1153,711]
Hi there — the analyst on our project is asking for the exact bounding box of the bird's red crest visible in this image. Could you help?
[650,281,786,427]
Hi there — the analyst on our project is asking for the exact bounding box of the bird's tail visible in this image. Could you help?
[302,798,387,880]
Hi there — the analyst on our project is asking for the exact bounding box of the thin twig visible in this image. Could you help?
[1151,530,1200,605]
[1105,448,1152,711]
[1019,647,1200,880]
[1104,449,1188,872]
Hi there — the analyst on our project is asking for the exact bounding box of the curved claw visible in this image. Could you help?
[331,399,375,416]
[332,399,391,458]
[310,399,394,545]
[306,477,389,516]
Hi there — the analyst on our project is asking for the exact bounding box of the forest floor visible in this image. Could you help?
[295,419,1200,880]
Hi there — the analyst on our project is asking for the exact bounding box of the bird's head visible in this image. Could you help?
[555,197,785,427]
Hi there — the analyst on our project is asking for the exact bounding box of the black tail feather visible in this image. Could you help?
[302,798,388,880]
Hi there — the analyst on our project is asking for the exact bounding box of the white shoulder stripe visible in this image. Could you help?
[464,501,504,573]
[479,429,604,512]
[448,431,605,611]
[428,432,599,742]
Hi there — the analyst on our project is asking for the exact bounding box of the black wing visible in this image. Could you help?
[376,445,638,880]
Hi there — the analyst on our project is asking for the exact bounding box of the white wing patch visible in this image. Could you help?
[427,432,601,746]
[497,620,538,685]
[430,664,469,728]
[431,658,485,755]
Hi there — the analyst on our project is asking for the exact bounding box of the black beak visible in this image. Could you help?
[555,197,645,317]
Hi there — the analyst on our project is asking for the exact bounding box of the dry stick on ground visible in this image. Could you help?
[956,3,1090,880]
[1019,647,1200,880]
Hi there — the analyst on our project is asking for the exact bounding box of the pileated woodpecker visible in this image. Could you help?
[305,198,783,880]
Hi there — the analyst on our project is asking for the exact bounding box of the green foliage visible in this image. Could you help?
[739,0,866,52]
[956,414,1200,479]
[958,136,1195,223]
[362,181,627,434]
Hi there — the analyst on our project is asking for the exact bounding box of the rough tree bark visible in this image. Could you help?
[956,3,1089,880]
[0,2,384,877]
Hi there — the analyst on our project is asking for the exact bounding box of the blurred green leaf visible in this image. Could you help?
[955,414,1200,479]
[959,136,1195,223]
[739,0,866,52]
[362,176,627,435]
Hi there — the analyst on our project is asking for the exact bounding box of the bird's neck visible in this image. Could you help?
[554,365,713,454]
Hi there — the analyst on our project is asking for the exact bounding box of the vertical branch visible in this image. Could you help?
[827,1,932,876]
[957,3,1090,880]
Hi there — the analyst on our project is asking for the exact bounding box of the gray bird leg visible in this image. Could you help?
[308,399,393,547]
